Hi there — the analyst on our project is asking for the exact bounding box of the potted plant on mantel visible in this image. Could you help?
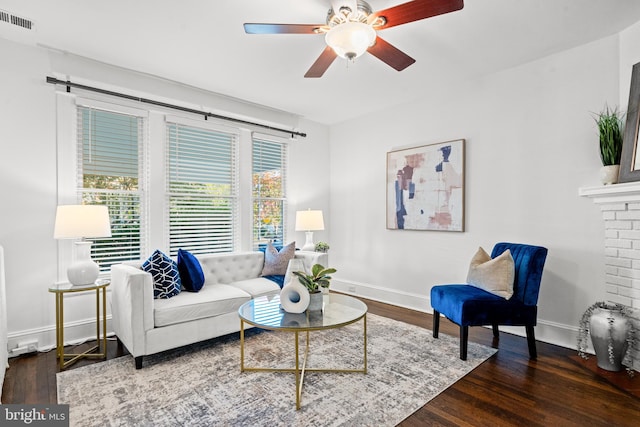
[594,105,624,185]
[292,264,337,311]
[577,301,636,376]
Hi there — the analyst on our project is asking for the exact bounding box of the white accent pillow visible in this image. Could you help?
[466,247,515,299]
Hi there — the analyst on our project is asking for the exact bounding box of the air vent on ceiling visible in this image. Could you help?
[0,9,34,30]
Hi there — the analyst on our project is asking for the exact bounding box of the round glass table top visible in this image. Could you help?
[48,279,110,293]
[238,293,367,331]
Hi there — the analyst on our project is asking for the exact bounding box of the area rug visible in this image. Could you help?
[57,314,496,426]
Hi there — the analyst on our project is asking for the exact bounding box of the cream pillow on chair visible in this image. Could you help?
[466,247,515,299]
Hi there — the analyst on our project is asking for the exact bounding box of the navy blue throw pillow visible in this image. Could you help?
[177,249,205,292]
[142,250,181,299]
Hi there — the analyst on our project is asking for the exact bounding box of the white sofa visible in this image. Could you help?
[110,250,327,368]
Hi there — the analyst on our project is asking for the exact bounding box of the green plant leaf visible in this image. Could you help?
[593,105,625,166]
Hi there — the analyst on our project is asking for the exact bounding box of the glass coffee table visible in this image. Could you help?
[238,293,368,410]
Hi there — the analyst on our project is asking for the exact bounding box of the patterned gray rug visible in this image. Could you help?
[57,314,496,426]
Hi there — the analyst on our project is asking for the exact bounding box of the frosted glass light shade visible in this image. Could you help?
[325,21,376,60]
[54,205,112,239]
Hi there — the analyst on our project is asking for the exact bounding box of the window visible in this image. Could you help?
[77,106,145,273]
[166,121,238,256]
[68,96,291,273]
[252,137,287,248]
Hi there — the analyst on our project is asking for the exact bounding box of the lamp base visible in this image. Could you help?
[301,231,316,251]
[67,241,99,285]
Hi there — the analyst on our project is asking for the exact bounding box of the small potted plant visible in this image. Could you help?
[292,264,336,311]
[577,301,636,375]
[593,105,624,185]
[315,242,330,253]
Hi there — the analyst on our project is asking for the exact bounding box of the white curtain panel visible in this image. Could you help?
[0,245,7,400]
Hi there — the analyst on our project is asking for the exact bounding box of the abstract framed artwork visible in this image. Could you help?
[619,61,640,183]
[387,139,465,231]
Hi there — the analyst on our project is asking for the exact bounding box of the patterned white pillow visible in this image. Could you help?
[261,241,296,276]
[466,247,515,299]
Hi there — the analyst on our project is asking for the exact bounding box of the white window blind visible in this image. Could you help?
[77,106,145,273]
[166,122,238,256]
[252,137,287,248]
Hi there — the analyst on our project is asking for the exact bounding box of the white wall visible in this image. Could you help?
[0,37,331,353]
[3,21,640,358]
[328,34,622,350]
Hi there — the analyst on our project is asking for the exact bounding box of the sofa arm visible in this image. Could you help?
[110,264,155,357]
[294,251,329,272]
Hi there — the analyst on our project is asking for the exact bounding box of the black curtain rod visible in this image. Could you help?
[46,76,306,138]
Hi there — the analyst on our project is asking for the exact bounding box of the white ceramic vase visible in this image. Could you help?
[280,279,310,314]
[599,165,620,185]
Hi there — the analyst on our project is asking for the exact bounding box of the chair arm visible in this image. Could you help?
[110,264,155,357]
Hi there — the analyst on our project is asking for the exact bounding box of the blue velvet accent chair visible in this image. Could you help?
[430,242,548,360]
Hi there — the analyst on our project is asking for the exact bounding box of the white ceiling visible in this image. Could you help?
[2,0,640,125]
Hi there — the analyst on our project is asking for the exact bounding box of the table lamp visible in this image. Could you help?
[54,205,112,285]
[295,209,324,251]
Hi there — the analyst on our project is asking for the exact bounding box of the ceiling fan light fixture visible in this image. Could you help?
[325,21,376,61]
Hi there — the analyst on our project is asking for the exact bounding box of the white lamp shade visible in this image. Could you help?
[54,205,112,239]
[295,210,325,231]
[325,21,376,60]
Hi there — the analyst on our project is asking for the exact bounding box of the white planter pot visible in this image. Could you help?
[307,292,324,312]
[599,165,620,185]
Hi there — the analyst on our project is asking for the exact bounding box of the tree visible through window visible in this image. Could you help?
[253,138,287,248]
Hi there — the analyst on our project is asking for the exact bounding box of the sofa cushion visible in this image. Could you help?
[230,277,281,298]
[153,284,251,327]
[142,250,181,299]
[177,249,205,292]
[261,241,295,276]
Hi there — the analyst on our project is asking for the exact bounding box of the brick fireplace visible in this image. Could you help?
[580,182,640,371]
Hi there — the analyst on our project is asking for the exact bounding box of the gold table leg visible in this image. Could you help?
[241,313,367,410]
[240,319,245,372]
[55,284,108,370]
[57,293,64,371]
[102,286,107,358]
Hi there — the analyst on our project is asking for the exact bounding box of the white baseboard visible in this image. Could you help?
[331,279,580,353]
[7,316,113,357]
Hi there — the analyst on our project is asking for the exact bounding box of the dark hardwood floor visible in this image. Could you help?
[3,297,639,426]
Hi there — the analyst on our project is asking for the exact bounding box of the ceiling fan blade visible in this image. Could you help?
[368,36,416,71]
[304,46,338,78]
[244,23,327,35]
[368,0,464,30]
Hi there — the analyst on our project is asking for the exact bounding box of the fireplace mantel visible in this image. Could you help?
[579,181,640,204]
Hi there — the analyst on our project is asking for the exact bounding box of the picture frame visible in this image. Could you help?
[386,139,465,231]
[619,61,640,183]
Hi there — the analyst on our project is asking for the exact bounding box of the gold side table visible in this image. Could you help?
[49,279,110,370]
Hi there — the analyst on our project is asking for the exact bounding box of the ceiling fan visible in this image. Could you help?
[244,0,464,78]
